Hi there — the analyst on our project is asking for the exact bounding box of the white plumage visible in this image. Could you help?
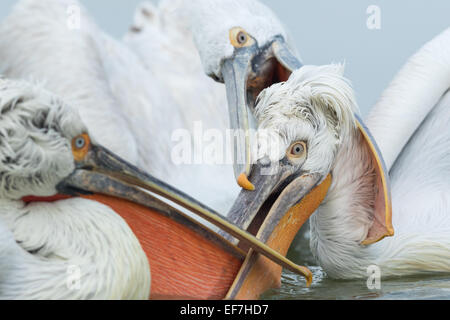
[174,0,292,78]
[0,0,139,165]
[254,32,450,279]
[367,28,450,171]
[251,64,378,278]
[0,0,243,215]
[0,0,298,215]
[254,64,357,174]
[1,0,448,296]
[0,79,150,299]
[364,28,450,277]
[125,1,450,281]
[0,0,299,299]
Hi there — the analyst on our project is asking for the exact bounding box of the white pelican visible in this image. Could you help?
[232,58,450,280]
[0,78,312,299]
[307,29,450,279]
[0,78,150,299]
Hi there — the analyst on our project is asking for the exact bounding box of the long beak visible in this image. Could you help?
[222,49,255,182]
[222,37,302,186]
[228,158,324,233]
[56,143,312,279]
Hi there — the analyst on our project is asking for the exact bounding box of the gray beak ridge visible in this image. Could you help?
[221,37,303,187]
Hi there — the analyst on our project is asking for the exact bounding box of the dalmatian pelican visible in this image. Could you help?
[5,0,445,287]
[232,53,450,281]
[0,78,151,299]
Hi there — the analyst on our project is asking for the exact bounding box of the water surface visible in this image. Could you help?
[262,226,450,300]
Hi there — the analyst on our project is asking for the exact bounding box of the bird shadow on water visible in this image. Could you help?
[261,223,450,300]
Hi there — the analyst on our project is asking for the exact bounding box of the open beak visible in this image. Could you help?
[222,36,302,185]
[228,158,325,234]
[224,158,330,289]
[56,142,312,280]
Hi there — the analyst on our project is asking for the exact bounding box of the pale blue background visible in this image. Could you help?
[0,0,449,115]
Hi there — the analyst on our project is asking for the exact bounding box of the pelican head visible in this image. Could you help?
[228,64,357,235]
[0,79,192,208]
[0,79,85,199]
[0,79,151,203]
[184,0,301,181]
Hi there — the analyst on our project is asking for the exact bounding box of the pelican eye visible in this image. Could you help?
[287,141,307,159]
[71,133,91,161]
[229,27,254,48]
[74,137,85,149]
[237,31,247,45]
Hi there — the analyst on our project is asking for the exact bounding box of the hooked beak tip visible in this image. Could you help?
[237,173,255,191]
[303,266,313,287]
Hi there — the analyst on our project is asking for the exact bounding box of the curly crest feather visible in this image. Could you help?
[0,78,86,199]
[253,64,358,175]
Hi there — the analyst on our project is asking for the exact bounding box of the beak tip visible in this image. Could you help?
[237,173,255,191]
[303,267,313,287]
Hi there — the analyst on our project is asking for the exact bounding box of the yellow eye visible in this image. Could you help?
[72,133,90,161]
[229,27,254,48]
[287,141,307,159]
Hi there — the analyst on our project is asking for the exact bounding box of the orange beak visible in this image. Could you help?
[53,142,318,296]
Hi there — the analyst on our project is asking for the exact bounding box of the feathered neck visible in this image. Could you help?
[309,127,377,278]
[0,197,150,299]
